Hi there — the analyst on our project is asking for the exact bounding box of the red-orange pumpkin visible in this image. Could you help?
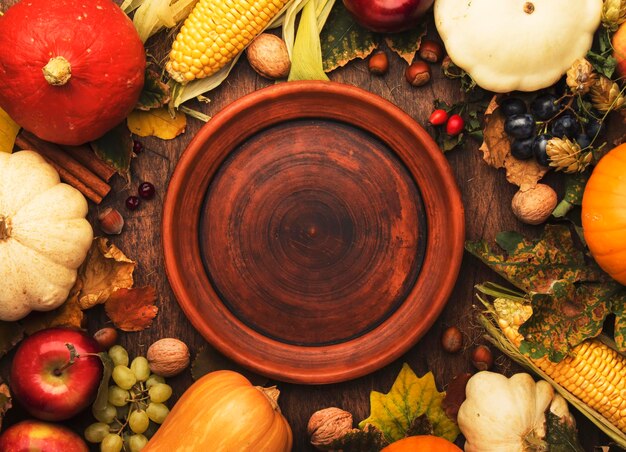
[381,435,462,452]
[582,143,626,284]
[0,0,145,145]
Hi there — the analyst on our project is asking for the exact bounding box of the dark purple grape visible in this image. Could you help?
[585,118,604,139]
[504,114,536,139]
[550,114,580,139]
[500,97,527,117]
[574,133,591,149]
[533,134,551,167]
[511,137,535,160]
[530,94,560,121]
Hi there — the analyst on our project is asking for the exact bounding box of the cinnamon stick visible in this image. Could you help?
[60,143,116,182]
[15,132,110,204]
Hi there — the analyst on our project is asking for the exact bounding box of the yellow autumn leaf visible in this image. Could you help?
[127,107,186,139]
[0,107,20,153]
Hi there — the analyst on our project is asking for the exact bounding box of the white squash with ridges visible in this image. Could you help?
[0,151,93,321]
[434,0,603,93]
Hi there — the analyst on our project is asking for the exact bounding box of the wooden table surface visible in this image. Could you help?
[0,1,618,450]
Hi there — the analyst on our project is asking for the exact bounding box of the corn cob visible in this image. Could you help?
[166,0,289,84]
[493,297,626,433]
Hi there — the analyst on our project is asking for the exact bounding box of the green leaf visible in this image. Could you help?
[320,2,376,72]
[610,292,626,350]
[587,50,617,79]
[519,281,617,362]
[136,69,171,111]
[553,173,589,218]
[288,0,329,81]
[190,345,268,386]
[0,321,23,358]
[495,231,524,254]
[545,411,585,452]
[465,225,608,293]
[93,352,114,413]
[358,363,459,443]
[90,123,134,181]
[384,24,427,64]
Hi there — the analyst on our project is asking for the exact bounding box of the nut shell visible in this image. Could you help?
[307,407,355,450]
[146,338,190,377]
[511,184,557,225]
[246,33,291,80]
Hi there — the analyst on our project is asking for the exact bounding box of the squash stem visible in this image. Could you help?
[43,56,72,86]
[256,386,281,412]
[0,215,10,240]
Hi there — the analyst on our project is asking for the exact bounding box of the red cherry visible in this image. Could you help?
[428,109,449,126]
[125,195,140,211]
[132,140,144,154]
[138,182,156,200]
[446,114,465,136]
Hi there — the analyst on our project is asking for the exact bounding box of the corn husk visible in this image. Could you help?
[475,282,626,449]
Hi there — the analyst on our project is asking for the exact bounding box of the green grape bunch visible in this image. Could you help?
[86,345,173,452]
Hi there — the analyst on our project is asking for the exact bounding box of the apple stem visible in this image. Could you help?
[54,343,78,376]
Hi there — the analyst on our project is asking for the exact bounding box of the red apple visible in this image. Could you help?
[342,0,434,33]
[0,420,88,452]
[614,22,626,78]
[10,327,102,421]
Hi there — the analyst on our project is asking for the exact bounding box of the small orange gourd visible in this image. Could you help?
[143,370,292,452]
[381,435,462,452]
[582,143,626,284]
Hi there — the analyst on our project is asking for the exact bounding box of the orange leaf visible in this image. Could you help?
[104,287,158,332]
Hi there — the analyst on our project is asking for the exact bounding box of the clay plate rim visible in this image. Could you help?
[162,80,465,384]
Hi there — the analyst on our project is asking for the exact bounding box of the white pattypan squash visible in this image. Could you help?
[0,151,93,321]
[434,0,603,93]
[458,372,575,452]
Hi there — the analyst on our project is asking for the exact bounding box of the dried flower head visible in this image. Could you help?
[590,75,626,112]
[602,0,626,30]
[566,58,597,95]
[546,137,593,173]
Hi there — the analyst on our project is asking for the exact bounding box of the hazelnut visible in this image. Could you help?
[405,61,431,87]
[511,184,557,225]
[471,345,494,371]
[147,338,190,377]
[368,51,389,75]
[307,407,355,450]
[246,33,291,80]
[98,207,124,235]
[441,326,463,353]
[418,40,444,63]
[93,327,118,350]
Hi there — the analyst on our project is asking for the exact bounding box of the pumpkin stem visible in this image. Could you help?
[43,56,72,86]
[524,2,535,14]
[0,215,10,241]
[256,386,282,412]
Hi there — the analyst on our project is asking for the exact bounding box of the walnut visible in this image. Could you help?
[511,184,557,225]
[245,33,291,80]
[146,338,190,377]
[307,407,355,450]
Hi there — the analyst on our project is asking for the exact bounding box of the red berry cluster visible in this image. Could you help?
[428,109,465,136]
[126,142,156,211]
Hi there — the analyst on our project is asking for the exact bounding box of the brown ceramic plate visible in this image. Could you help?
[162,81,464,384]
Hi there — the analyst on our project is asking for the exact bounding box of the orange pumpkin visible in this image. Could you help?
[582,143,626,284]
[381,435,462,452]
[143,370,292,451]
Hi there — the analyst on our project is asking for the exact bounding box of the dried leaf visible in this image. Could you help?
[385,24,427,64]
[545,411,585,452]
[127,107,187,140]
[78,238,135,310]
[21,285,84,335]
[136,69,171,111]
[0,321,24,358]
[191,345,268,386]
[330,425,388,451]
[479,95,548,189]
[0,107,19,153]
[358,363,459,443]
[0,384,12,431]
[90,123,134,180]
[441,373,472,421]
[320,2,376,72]
[466,225,607,293]
[104,287,158,332]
